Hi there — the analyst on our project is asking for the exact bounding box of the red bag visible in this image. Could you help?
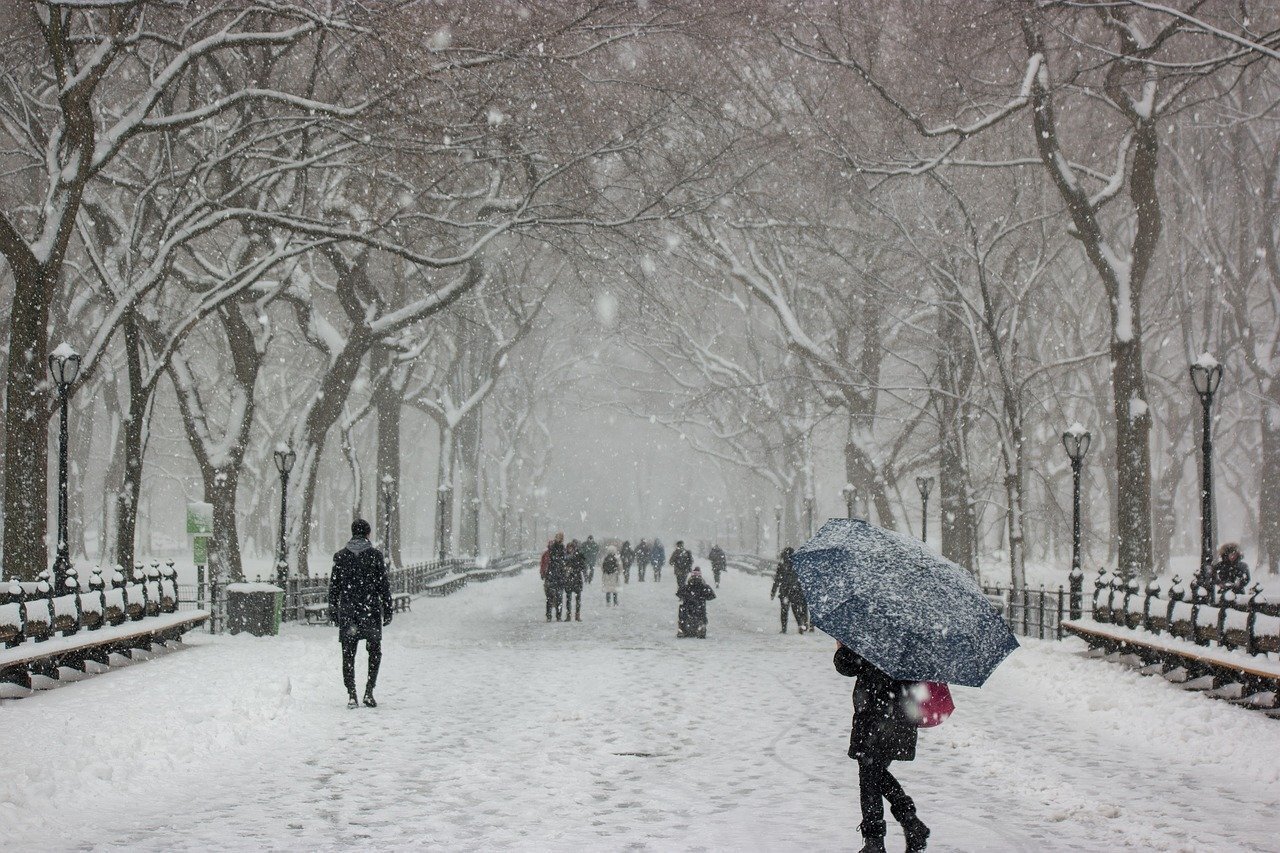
[907,682,954,728]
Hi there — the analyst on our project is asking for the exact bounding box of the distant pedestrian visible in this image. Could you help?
[564,540,586,622]
[1212,542,1251,599]
[601,545,622,606]
[632,539,648,584]
[582,535,600,584]
[328,518,392,709]
[771,547,810,634]
[708,544,727,587]
[676,567,716,638]
[651,538,665,582]
[834,644,929,853]
[670,540,694,588]
[545,533,566,622]
[621,540,635,581]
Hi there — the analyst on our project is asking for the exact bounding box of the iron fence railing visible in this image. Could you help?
[177,552,536,634]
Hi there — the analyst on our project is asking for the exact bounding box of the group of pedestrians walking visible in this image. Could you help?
[617,538,666,583]
[538,532,596,621]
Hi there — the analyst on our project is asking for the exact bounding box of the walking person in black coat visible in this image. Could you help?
[771,547,811,634]
[670,540,694,588]
[328,519,393,709]
[676,567,716,638]
[545,533,567,622]
[564,540,586,622]
[834,644,930,853]
[708,544,727,587]
[620,540,635,582]
[631,539,648,584]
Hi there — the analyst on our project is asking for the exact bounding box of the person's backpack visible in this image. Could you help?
[905,682,954,728]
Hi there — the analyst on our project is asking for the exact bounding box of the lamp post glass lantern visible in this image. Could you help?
[48,343,81,591]
[1190,353,1223,597]
[1062,423,1091,614]
[915,476,934,543]
[841,484,856,520]
[273,444,296,585]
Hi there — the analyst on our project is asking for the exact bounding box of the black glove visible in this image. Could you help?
[383,612,393,627]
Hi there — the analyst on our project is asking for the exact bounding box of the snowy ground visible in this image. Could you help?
[3,563,1279,852]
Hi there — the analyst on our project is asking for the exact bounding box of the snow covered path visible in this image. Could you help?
[4,563,1279,851]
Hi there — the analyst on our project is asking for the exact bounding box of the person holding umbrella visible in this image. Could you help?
[792,518,1019,853]
[834,642,928,852]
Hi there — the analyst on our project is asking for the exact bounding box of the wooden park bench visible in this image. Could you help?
[302,593,411,626]
[1063,569,1280,718]
[1,565,207,694]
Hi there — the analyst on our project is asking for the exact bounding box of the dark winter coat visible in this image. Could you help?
[670,546,693,577]
[708,546,727,574]
[633,541,648,568]
[833,647,918,763]
[1212,557,1251,595]
[620,542,634,568]
[582,537,601,568]
[546,541,567,590]
[329,538,392,641]
[565,551,587,592]
[771,557,804,602]
[676,575,716,635]
[651,541,666,567]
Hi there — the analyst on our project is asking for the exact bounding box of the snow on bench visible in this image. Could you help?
[1066,569,1280,716]
[0,565,206,695]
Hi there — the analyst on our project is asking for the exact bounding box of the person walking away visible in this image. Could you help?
[651,538,666,582]
[546,533,567,622]
[1212,542,1251,600]
[670,540,694,588]
[582,535,600,584]
[676,567,716,638]
[708,544,727,588]
[771,547,809,634]
[621,540,635,582]
[329,519,392,709]
[632,539,648,584]
[601,545,622,606]
[564,540,586,622]
[834,644,930,853]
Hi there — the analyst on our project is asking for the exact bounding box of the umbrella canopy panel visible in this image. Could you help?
[793,518,1018,688]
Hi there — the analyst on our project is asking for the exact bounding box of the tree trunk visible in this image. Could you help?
[2,260,51,580]
[1112,338,1154,580]
[1260,395,1280,575]
[113,313,147,571]
[456,407,483,557]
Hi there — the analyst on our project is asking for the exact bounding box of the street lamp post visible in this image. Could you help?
[273,444,296,588]
[518,508,526,550]
[804,496,814,538]
[1191,353,1224,600]
[48,344,82,592]
[754,506,762,554]
[1062,424,1091,619]
[915,476,934,544]
[841,483,856,520]
[774,504,783,551]
[381,475,395,565]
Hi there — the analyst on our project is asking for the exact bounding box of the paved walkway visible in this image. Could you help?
[4,562,1279,851]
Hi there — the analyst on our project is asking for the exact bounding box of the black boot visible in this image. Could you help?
[892,804,930,852]
[857,820,887,853]
[363,689,377,708]
[347,692,359,709]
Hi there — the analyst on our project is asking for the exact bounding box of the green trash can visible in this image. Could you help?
[226,583,284,636]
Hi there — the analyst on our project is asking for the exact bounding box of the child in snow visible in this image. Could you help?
[676,567,716,638]
[834,643,929,853]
